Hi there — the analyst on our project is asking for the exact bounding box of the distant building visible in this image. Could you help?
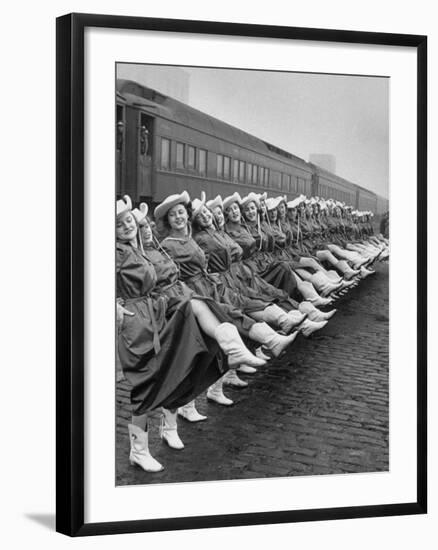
[309,154,336,174]
[116,64,190,103]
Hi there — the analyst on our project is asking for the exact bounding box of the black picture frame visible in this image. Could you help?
[56,12,427,537]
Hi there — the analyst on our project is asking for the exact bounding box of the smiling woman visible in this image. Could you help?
[54,10,427,536]
[115,194,270,472]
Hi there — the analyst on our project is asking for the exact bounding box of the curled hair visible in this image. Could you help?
[191,214,204,234]
[159,201,193,230]
[224,201,242,222]
[154,201,194,240]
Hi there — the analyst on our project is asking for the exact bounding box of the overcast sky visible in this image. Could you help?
[118,64,389,199]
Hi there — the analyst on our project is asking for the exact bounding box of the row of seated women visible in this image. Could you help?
[116,190,389,473]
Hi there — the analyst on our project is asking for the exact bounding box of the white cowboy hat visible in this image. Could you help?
[276,195,287,204]
[116,195,132,217]
[265,196,282,211]
[222,192,242,211]
[132,202,149,224]
[240,192,260,209]
[154,191,190,221]
[206,195,223,211]
[192,191,207,219]
[287,194,307,209]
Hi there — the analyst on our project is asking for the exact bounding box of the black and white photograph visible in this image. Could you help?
[115,63,390,486]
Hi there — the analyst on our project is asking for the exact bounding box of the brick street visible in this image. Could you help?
[116,261,389,485]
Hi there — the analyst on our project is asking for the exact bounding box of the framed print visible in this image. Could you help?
[56,13,427,536]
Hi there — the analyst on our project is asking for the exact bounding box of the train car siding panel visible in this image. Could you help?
[154,116,313,202]
[117,81,386,215]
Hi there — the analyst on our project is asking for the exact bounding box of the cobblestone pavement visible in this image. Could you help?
[116,261,389,485]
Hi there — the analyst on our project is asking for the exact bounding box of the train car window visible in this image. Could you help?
[252,165,258,185]
[233,159,239,182]
[291,176,297,193]
[246,163,252,183]
[271,171,281,190]
[217,154,224,178]
[187,146,196,170]
[223,156,231,180]
[198,149,207,176]
[160,138,171,170]
[282,173,289,192]
[239,161,246,182]
[176,142,185,169]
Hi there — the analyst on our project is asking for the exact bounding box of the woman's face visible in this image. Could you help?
[212,206,225,228]
[167,203,188,231]
[195,205,214,229]
[226,201,241,223]
[287,208,297,221]
[298,203,305,216]
[278,201,286,218]
[116,211,137,242]
[142,220,153,243]
[259,199,267,217]
[268,208,278,222]
[242,201,258,222]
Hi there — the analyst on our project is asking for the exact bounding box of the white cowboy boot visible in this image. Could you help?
[248,322,298,358]
[128,423,163,472]
[287,309,307,324]
[310,295,334,307]
[310,272,343,297]
[299,301,337,321]
[325,270,343,283]
[360,265,376,278]
[207,377,234,406]
[214,323,266,368]
[297,279,321,301]
[255,346,270,361]
[178,400,207,422]
[261,304,297,334]
[238,364,257,374]
[338,278,356,290]
[336,260,360,279]
[300,319,328,337]
[223,368,248,388]
[160,409,184,450]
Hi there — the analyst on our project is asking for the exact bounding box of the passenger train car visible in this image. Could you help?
[116,79,389,215]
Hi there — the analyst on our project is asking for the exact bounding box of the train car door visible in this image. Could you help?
[116,103,126,196]
[137,112,154,200]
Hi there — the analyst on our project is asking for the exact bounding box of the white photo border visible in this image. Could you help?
[82,25,419,525]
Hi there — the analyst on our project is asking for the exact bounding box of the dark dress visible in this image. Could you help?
[225,221,301,308]
[117,241,223,414]
[228,219,299,296]
[161,235,255,336]
[193,227,271,314]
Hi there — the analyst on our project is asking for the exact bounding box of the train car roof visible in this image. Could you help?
[117,79,312,172]
[309,162,360,191]
[310,162,384,200]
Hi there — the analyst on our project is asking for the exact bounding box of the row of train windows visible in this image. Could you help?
[161,138,207,175]
[318,184,355,206]
[160,138,308,193]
